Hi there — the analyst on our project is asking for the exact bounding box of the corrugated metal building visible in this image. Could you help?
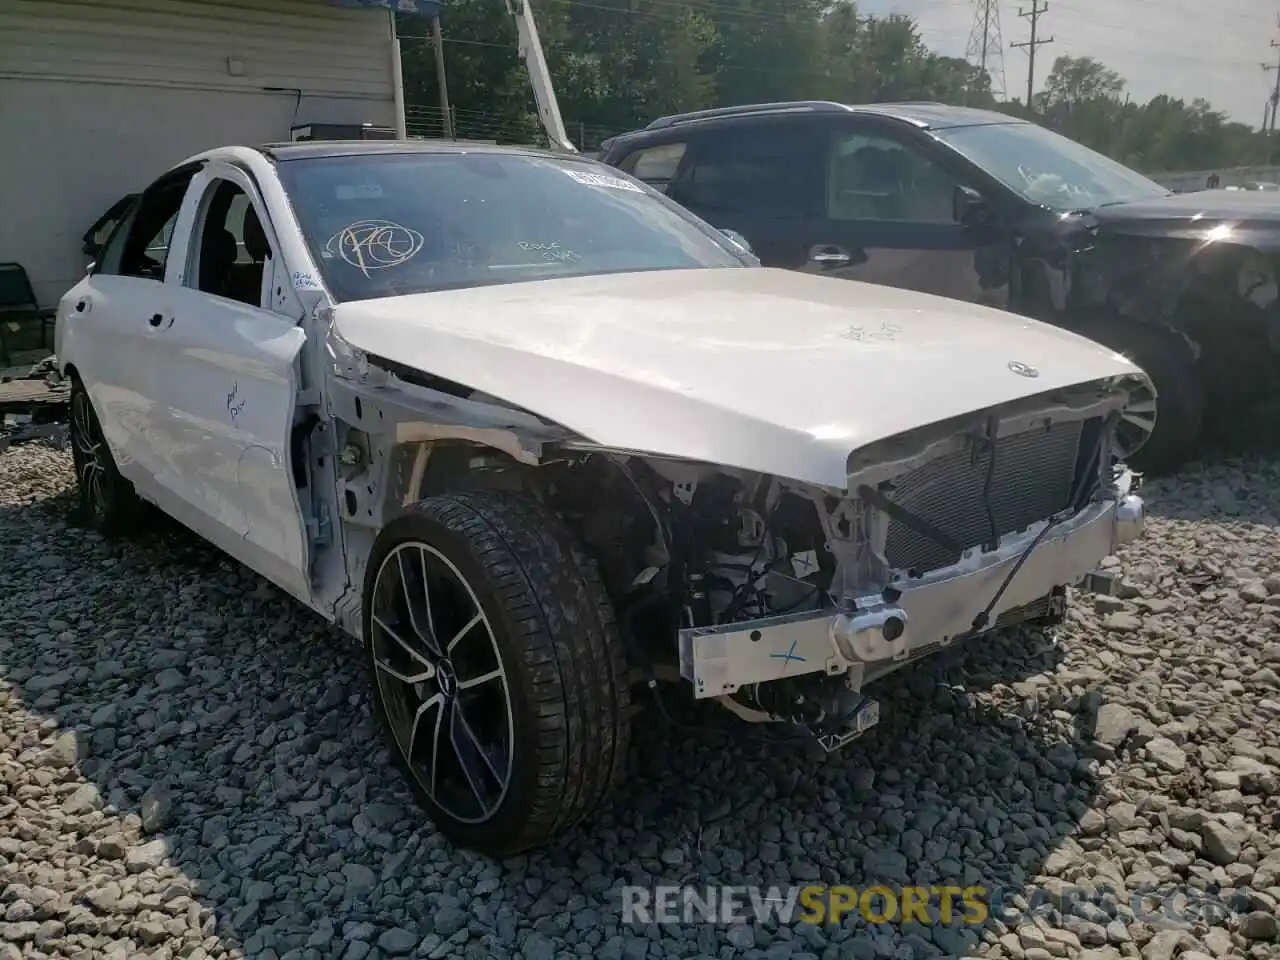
[0,0,413,307]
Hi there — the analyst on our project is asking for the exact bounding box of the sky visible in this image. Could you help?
[858,0,1277,127]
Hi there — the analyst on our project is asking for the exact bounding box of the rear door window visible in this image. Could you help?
[671,124,823,218]
[617,142,687,194]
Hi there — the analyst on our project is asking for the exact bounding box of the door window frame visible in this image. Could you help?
[91,163,204,281]
[173,162,297,318]
[821,118,976,227]
[668,119,826,220]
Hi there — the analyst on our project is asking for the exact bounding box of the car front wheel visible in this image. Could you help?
[362,489,632,857]
[68,377,140,534]
[1078,320,1205,475]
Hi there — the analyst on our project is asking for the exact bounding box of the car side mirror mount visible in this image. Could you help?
[954,185,1004,243]
[721,228,754,256]
[953,185,990,226]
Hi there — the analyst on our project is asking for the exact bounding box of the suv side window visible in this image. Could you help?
[100,174,194,280]
[671,125,822,217]
[826,130,957,224]
[617,142,687,194]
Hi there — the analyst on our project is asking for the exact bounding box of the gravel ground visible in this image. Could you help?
[2,444,1279,960]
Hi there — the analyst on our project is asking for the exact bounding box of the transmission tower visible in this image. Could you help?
[965,0,1007,101]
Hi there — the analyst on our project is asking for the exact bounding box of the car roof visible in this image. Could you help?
[601,100,1025,150]
[253,139,592,163]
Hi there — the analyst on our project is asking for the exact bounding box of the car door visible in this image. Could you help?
[56,164,201,488]
[664,120,825,269]
[804,119,1013,307]
[146,161,311,600]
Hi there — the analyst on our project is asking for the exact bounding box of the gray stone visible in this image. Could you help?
[1146,737,1187,773]
[61,783,101,815]
[1240,911,1278,940]
[124,838,170,872]
[1201,820,1245,865]
[376,928,419,955]
[1093,703,1137,745]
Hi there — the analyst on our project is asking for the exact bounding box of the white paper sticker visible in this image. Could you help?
[291,271,322,291]
[562,169,643,193]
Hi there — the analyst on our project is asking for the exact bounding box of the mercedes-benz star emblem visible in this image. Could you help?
[1007,360,1039,378]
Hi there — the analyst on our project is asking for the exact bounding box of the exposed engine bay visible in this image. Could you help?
[537,454,884,747]
[337,359,1148,755]
[477,375,1146,750]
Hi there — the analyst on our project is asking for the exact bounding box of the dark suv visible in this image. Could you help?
[600,101,1280,472]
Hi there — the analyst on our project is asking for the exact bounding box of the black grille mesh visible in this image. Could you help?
[882,420,1086,574]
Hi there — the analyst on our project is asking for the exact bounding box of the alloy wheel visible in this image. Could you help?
[70,390,110,521]
[1114,377,1158,461]
[369,541,514,824]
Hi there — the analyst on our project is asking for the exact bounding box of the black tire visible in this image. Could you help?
[362,489,632,857]
[68,376,140,534]
[1077,320,1205,475]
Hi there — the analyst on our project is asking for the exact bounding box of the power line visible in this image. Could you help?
[1011,0,1054,109]
[964,0,1006,100]
[906,0,1266,31]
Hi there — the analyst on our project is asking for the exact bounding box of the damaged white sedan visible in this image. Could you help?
[55,141,1152,856]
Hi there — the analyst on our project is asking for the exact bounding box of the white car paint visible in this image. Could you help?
[57,152,314,602]
[55,142,1146,626]
[57,277,166,478]
[333,267,1144,490]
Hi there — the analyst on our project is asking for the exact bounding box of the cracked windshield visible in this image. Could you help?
[276,152,748,300]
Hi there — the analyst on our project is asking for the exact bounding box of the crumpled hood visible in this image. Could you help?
[1087,191,1280,247]
[332,267,1146,488]
[1092,189,1280,223]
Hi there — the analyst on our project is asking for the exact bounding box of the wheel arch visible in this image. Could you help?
[1068,311,1206,473]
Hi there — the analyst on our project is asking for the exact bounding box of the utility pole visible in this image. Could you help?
[1263,16,1280,162]
[1011,0,1053,112]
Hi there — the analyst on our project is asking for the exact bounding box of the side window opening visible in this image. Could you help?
[104,176,192,280]
[191,179,273,308]
[827,131,958,224]
[617,142,687,194]
[94,207,140,277]
[83,192,140,259]
[672,127,821,218]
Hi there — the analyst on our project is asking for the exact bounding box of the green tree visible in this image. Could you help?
[396,1,1271,171]
[1038,55,1124,110]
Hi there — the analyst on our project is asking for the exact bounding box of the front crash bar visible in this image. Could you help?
[677,473,1146,699]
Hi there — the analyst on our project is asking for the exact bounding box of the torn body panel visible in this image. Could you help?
[316,325,1146,748]
[315,356,578,633]
[1021,210,1280,418]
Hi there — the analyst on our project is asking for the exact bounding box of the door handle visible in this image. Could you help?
[808,245,853,266]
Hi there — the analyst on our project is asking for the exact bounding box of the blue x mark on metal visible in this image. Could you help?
[769,640,806,665]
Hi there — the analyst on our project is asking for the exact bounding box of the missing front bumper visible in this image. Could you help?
[678,483,1145,699]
